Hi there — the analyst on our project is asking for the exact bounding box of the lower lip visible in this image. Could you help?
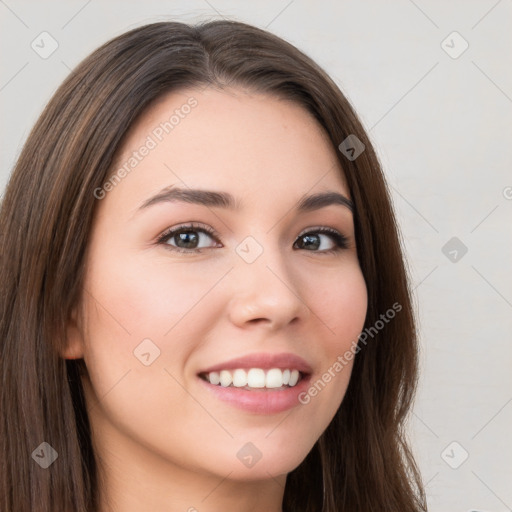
[197,374,311,414]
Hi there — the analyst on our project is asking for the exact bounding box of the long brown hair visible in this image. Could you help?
[0,20,427,511]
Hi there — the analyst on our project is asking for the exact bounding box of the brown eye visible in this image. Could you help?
[170,230,201,249]
[157,223,221,253]
[294,228,349,253]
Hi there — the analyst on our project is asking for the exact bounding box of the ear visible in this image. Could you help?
[61,307,85,359]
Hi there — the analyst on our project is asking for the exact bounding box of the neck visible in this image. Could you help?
[90,410,286,512]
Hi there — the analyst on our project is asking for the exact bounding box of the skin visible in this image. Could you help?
[64,87,368,512]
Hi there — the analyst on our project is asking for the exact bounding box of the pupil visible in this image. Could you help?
[302,234,319,250]
[177,231,198,248]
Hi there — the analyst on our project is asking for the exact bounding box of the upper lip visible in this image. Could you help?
[198,352,313,375]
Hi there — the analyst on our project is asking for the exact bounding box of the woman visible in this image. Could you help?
[0,19,427,511]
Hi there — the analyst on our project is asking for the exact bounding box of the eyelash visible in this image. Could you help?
[156,222,349,255]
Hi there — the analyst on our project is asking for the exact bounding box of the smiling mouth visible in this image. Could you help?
[198,368,306,390]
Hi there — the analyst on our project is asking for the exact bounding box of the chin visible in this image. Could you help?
[204,444,311,482]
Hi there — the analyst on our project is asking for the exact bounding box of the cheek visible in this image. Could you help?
[308,261,368,350]
[84,250,227,340]
[298,261,367,406]
[79,251,232,408]
[79,253,217,453]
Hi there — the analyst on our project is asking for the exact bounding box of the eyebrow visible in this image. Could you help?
[137,186,354,214]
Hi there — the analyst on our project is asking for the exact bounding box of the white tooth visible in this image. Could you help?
[282,369,291,385]
[288,369,299,387]
[247,368,265,388]
[232,369,247,387]
[266,368,284,388]
[209,371,220,385]
[219,370,233,387]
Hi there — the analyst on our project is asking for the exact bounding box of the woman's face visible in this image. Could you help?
[68,87,367,485]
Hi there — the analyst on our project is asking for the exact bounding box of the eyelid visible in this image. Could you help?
[297,225,340,238]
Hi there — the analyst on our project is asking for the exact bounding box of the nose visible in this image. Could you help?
[227,242,310,331]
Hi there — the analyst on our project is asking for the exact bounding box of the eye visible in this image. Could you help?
[156,222,221,253]
[294,227,349,254]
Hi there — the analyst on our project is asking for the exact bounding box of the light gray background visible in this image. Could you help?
[1,1,511,510]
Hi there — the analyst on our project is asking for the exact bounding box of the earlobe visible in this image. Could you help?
[61,309,85,359]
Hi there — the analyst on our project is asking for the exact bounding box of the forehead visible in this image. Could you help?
[105,87,350,213]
